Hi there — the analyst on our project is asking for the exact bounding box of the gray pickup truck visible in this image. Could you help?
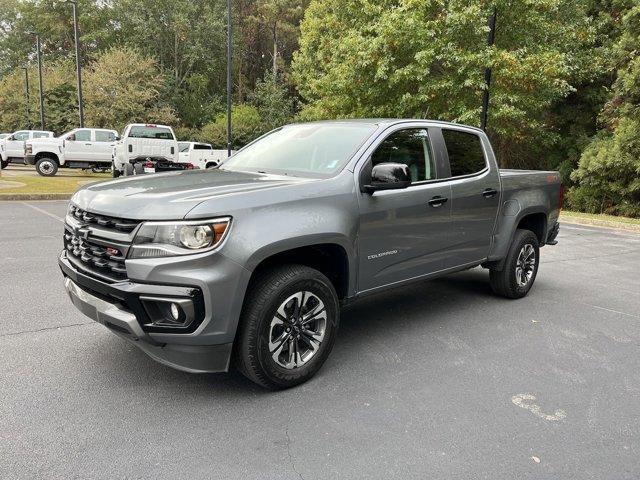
[60,120,562,389]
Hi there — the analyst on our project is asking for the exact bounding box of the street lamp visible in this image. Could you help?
[480,7,497,131]
[21,67,31,129]
[226,0,232,157]
[36,34,45,130]
[63,0,84,127]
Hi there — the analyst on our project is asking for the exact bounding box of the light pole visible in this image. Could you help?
[21,67,31,129]
[36,34,45,130]
[226,0,232,157]
[480,7,497,131]
[65,0,84,127]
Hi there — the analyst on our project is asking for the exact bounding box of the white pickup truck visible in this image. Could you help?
[1,130,54,169]
[112,124,188,177]
[177,142,230,170]
[25,128,118,176]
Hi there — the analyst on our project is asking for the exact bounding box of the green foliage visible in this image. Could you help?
[83,47,177,132]
[293,0,592,168]
[569,4,640,217]
[200,104,263,149]
[249,71,295,131]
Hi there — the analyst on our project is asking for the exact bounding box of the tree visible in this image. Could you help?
[568,4,640,217]
[292,0,593,168]
[200,104,263,149]
[83,47,177,131]
[249,71,295,131]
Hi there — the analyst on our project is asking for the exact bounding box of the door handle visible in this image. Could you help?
[482,188,498,198]
[428,196,448,208]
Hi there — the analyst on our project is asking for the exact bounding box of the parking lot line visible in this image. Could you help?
[21,201,65,223]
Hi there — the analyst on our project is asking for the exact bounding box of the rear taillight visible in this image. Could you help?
[145,160,154,168]
[559,184,565,210]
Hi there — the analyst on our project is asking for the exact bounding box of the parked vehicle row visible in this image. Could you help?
[0,124,230,176]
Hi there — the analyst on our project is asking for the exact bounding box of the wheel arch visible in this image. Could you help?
[35,151,59,163]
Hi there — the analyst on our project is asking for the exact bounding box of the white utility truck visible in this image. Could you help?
[112,124,185,177]
[25,128,118,176]
[177,142,230,170]
[1,130,54,169]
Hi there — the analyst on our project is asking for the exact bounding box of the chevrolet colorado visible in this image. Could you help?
[60,120,562,389]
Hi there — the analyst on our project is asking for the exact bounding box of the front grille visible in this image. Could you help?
[68,204,139,233]
[64,206,141,283]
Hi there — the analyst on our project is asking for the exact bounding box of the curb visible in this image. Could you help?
[560,214,640,233]
[0,193,73,201]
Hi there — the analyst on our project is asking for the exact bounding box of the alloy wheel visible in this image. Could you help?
[515,244,536,287]
[268,291,327,369]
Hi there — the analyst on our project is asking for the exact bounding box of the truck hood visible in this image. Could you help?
[71,168,312,220]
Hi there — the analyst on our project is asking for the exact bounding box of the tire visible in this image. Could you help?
[133,163,145,175]
[35,157,58,177]
[490,229,540,299]
[111,162,120,178]
[0,160,7,169]
[205,162,218,169]
[235,264,340,390]
[123,163,134,176]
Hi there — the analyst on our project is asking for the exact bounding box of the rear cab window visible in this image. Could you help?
[128,126,175,140]
[194,144,212,150]
[95,130,116,142]
[32,132,51,139]
[442,129,486,177]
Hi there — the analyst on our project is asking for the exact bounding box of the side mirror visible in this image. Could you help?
[114,135,121,141]
[362,162,411,193]
[67,134,76,141]
[7,135,15,141]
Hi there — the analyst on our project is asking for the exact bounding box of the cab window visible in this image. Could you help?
[95,130,116,142]
[74,130,91,142]
[371,129,435,183]
[442,129,486,177]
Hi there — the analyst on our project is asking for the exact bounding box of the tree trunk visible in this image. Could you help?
[273,23,278,77]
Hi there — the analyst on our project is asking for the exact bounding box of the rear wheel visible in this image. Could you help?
[133,163,145,175]
[0,159,7,169]
[235,264,340,390]
[35,157,58,177]
[490,229,540,299]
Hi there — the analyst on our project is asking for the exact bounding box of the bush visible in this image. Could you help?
[200,104,263,149]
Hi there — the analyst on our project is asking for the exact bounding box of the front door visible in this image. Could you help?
[6,131,29,158]
[438,128,501,268]
[65,129,93,161]
[357,128,452,293]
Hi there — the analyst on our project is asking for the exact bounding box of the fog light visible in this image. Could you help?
[170,303,180,320]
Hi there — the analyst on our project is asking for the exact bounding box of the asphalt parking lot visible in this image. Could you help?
[1,200,639,479]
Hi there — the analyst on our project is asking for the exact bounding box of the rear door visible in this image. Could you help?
[436,127,501,268]
[357,126,452,292]
[93,130,117,163]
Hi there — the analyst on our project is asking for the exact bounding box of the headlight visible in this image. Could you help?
[129,217,231,259]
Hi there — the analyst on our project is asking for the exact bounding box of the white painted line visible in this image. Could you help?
[586,304,640,319]
[21,201,65,223]
[512,394,566,421]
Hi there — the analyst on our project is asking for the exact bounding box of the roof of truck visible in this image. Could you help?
[287,119,485,133]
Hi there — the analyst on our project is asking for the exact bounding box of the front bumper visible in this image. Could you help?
[25,154,36,165]
[60,252,238,373]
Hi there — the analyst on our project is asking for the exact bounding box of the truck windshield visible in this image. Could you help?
[128,126,174,140]
[221,123,376,178]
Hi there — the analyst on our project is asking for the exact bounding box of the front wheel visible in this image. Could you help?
[35,157,58,176]
[490,229,540,299]
[111,162,120,178]
[235,264,340,390]
[0,159,8,169]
